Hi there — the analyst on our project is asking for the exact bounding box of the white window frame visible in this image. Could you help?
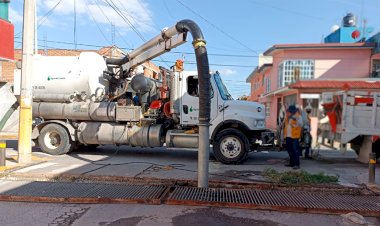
[265,77,271,93]
[265,102,270,117]
[278,59,315,87]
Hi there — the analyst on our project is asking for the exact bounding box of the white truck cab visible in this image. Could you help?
[177,71,271,163]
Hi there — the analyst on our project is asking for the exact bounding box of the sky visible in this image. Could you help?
[8,0,380,98]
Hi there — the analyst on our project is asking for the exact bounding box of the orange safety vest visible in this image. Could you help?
[283,113,302,139]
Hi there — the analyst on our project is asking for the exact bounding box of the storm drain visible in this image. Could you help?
[0,181,380,216]
[0,181,168,204]
[167,186,380,216]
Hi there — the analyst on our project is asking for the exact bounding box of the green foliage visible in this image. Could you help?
[263,168,339,185]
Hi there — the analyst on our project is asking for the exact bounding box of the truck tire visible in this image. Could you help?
[213,128,249,164]
[38,124,73,155]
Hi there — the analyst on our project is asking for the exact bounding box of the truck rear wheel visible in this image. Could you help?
[213,128,249,164]
[38,124,73,155]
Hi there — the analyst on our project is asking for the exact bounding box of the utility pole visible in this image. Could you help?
[18,0,35,163]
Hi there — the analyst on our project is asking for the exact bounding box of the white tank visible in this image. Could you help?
[31,52,108,102]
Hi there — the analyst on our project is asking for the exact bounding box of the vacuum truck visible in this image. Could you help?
[10,20,273,164]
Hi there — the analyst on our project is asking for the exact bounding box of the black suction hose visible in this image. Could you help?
[176,19,210,125]
[105,56,129,65]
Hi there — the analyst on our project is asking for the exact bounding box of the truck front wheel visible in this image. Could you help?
[38,124,73,155]
[213,128,249,164]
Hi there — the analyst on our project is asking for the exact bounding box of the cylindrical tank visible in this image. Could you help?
[165,130,198,148]
[33,101,116,121]
[31,52,108,102]
[77,122,163,147]
[0,0,10,20]
[342,13,356,27]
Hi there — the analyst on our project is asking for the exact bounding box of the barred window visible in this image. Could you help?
[278,60,314,87]
[265,102,270,117]
[265,77,271,93]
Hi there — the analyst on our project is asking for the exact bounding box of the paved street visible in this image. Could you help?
[1,144,380,226]
[1,201,379,226]
[3,141,380,186]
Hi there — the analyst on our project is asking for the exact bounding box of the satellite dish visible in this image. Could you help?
[331,25,340,32]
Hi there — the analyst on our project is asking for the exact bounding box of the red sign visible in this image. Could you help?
[0,18,14,61]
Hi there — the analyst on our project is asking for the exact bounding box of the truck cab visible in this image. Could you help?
[177,71,271,164]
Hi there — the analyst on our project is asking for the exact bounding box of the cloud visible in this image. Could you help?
[38,0,154,32]
[8,7,23,24]
[218,68,237,76]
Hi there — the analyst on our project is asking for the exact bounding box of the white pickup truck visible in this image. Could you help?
[321,90,380,162]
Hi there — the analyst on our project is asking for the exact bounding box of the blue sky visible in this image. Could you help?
[8,0,380,98]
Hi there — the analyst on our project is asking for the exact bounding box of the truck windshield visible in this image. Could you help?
[214,73,233,100]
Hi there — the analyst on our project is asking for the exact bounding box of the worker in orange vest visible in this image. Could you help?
[283,105,303,169]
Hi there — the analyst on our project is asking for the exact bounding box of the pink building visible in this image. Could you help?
[246,42,380,142]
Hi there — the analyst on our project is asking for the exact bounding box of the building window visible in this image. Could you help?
[372,60,380,78]
[265,77,271,93]
[278,60,315,87]
[265,102,270,117]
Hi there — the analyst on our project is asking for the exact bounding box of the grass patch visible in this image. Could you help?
[263,168,339,185]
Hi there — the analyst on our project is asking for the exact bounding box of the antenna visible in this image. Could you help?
[111,23,115,45]
[363,19,367,41]
[44,32,47,55]
[360,0,365,28]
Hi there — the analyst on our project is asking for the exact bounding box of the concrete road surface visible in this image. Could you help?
[1,201,379,226]
[3,142,379,185]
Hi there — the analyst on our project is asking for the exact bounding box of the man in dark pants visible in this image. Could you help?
[284,105,303,169]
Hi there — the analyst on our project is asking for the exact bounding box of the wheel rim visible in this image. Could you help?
[43,131,62,150]
[220,136,242,159]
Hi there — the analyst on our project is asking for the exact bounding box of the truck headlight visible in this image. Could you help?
[257,107,262,112]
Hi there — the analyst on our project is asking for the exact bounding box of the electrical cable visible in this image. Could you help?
[14,0,64,38]
[13,37,375,61]
[84,0,112,45]
[103,0,170,67]
[103,0,146,42]
[93,0,133,49]
[79,157,271,183]
[174,0,259,55]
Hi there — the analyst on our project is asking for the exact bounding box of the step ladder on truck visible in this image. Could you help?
[320,90,380,163]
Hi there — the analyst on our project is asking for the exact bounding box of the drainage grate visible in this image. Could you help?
[0,181,168,204]
[1,181,379,216]
[167,187,380,216]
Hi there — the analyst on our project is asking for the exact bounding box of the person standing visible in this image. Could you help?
[284,105,303,169]
[303,108,312,159]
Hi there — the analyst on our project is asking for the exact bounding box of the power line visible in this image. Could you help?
[13,36,375,61]
[117,0,160,33]
[174,0,259,54]
[93,0,133,49]
[84,0,112,45]
[14,40,373,72]
[103,0,146,42]
[152,59,255,68]
[14,0,64,38]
